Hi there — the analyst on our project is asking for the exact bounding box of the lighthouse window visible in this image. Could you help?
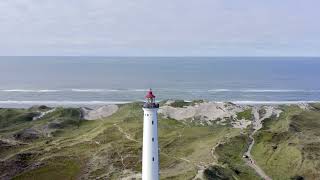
[152,121,154,125]
[152,157,154,161]
[152,138,154,142]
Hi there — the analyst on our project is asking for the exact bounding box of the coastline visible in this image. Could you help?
[0,100,319,108]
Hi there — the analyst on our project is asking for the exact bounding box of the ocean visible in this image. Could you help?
[0,56,320,107]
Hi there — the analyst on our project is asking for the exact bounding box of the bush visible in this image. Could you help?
[169,100,191,108]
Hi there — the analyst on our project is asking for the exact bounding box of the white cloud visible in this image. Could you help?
[0,0,319,56]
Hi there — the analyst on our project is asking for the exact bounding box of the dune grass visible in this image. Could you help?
[1,103,245,179]
[252,105,320,180]
[214,135,259,180]
[13,157,81,180]
[236,108,253,120]
[0,109,38,130]
[168,100,204,108]
[3,103,320,179]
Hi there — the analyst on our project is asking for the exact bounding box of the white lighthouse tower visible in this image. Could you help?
[142,89,160,180]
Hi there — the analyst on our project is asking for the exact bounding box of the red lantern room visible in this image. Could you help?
[145,89,155,102]
[143,89,159,108]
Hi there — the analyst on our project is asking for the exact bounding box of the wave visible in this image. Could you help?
[0,88,150,93]
[129,89,148,92]
[1,88,320,94]
[0,100,130,105]
[241,89,303,92]
[232,101,320,104]
[70,89,120,92]
[70,89,149,92]
[0,89,123,93]
[0,100,318,106]
[208,89,232,92]
[208,89,320,93]
[1,89,62,93]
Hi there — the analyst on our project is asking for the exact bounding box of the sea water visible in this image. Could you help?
[0,56,320,107]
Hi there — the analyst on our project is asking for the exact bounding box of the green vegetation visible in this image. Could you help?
[14,158,81,180]
[169,100,204,108]
[252,104,320,180]
[236,108,253,120]
[215,135,259,179]
[0,103,243,179]
[169,100,192,108]
[203,165,235,180]
[1,103,320,179]
[191,100,205,105]
[309,103,320,111]
[0,109,38,129]
[258,108,267,118]
[43,107,82,130]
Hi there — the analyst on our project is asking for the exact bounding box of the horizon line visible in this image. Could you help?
[1,56,320,58]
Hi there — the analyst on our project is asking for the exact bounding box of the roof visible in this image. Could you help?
[145,89,155,98]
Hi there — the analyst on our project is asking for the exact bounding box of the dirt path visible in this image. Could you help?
[244,107,272,180]
[33,108,57,120]
[113,123,139,143]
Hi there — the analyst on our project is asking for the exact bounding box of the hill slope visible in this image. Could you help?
[0,102,319,180]
[252,104,320,180]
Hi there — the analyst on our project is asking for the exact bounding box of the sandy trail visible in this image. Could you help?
[33,108,56,120]
[244,107,273,180]
[113,123,139,143]
[81,105,118,120]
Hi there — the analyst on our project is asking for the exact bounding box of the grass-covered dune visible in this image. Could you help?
[0,102,319,180]
[252,104,320,180]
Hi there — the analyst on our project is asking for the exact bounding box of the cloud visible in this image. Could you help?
[0,0,319,56]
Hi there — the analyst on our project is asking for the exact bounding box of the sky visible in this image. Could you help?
[0,0,319,56]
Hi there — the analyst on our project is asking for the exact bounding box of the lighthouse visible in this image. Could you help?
[142,89,160,180]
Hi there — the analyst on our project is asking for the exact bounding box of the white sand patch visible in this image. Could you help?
[159,102,245,121]
[297,103,311,110]
[192,169,205,180]
[164,100,175,105]
[33,108,56,120]
[159,101,282,129]
[81,105,118,120]
[273,108,282,118]
[231,119,252,129]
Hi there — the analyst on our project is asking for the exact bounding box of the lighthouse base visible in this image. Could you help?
[142,108,159,180]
